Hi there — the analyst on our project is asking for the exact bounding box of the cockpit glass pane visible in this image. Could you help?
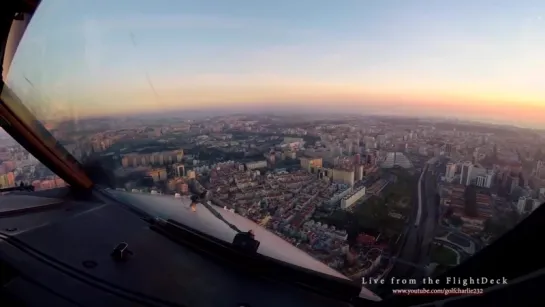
[4,0,544,296]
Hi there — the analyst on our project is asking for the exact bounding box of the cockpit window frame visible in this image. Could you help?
[1,2,93,191]
[2,2,545,307]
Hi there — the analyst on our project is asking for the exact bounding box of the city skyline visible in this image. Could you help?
[5,0,545,128]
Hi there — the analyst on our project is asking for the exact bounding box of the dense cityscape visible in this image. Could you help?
[2,0,545,304]
[2,114,545,292]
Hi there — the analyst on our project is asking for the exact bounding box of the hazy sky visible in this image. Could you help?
[6,0,545,127]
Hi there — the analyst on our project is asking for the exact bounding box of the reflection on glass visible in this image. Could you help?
[0,129,66,192]
[4,0,545,292]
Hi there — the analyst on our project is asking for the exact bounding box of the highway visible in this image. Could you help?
[387,159,441,283]
[418,162,440,268]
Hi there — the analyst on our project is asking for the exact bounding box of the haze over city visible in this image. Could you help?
[5,0,545,128]
[5,0,545,305]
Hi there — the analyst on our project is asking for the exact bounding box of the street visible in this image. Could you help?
[387,159,441,283]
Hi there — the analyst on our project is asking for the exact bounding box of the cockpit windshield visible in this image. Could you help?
[2,0,545,297]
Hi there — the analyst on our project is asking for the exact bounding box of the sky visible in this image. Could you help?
[5,0,545,128]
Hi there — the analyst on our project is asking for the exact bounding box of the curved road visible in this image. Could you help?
[438,223,485,252]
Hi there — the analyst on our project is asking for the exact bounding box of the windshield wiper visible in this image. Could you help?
[149,217,364,304]
[95,184,367,303]
[188,181,243,233]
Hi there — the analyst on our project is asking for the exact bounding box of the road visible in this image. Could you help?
[387,159,442,282]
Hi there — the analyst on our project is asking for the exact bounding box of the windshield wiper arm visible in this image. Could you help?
[150,217,363,303]
[201,199,242,233]
[188,182,242,233]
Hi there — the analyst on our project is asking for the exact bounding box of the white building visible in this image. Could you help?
[460,162,489,186]
[445,162,457,181]
[535,160,544,177]
[341,186,366,209]
[245,160,267,170]
[517,196,541,214]
[329,186,353,205]
[475,173,493,188]
[460,162,473,186]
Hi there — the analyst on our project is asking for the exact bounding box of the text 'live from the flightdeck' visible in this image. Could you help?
[363,276,508,287]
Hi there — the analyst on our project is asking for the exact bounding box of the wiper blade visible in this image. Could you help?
[150,218,363,303]
[188,182,242,233]
[98,188,373,302]
[201,199,242,233]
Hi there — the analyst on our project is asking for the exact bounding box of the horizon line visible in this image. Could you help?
[43,108,545,132]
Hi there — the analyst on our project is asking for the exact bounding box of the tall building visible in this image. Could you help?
[354,154,361,165]
[355,164,364,181]
[332,168,355,187]
[475,173,493,188]
[510,176,519,194]
[536,160,544,177]
[121,150,184,168]
[459,162,489,186]
[300,157,323,173]
[460,161,473,186]
[341,186,366,209]
[445,162,457,181]
[445,143,453,155]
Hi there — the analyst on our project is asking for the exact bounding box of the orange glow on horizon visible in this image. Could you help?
[10,75,545,128]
